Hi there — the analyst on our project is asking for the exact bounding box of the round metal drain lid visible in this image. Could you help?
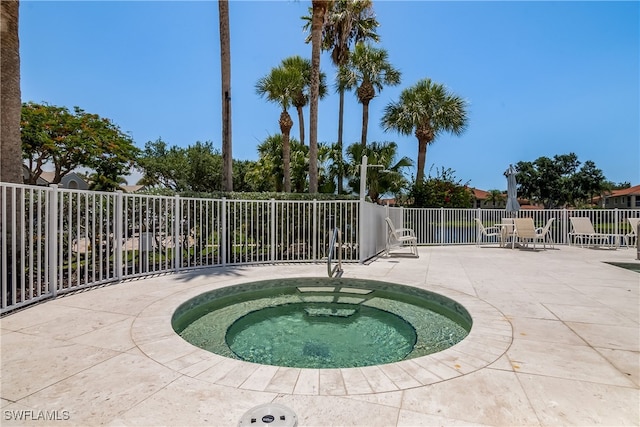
[238,403,297,427]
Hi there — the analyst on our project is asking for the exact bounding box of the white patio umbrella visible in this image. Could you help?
[505,164,520,215]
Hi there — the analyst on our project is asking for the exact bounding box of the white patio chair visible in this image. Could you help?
[385,217,418,257]
[568,217,614,248]
[534,217,555,249]
[474,218,501,247]
[512,218,544,250]
[624,218,639,247]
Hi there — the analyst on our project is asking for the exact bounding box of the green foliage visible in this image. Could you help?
[137,139,262,193]
[21,102,139,188]
[381,78,468,183]
[345,141,413,203]
[515,153,608,208]
[409,167,473,208]
[486,189,506,207]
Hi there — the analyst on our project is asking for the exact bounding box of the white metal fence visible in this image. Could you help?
[404,207,640,246]
[1,181,638,314]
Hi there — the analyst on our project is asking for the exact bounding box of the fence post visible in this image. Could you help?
[439,207,444,245]
[562,208,568,245]
[636,221,639,260]
[270,199,276,262]
[476,208,482,245]
[48,184,58,298]
[312,199,318,262]
[115,190,123,281]
[221,197,227,266]
[174,195,181,271]
[614,208,619,246]
[358,199,365,263]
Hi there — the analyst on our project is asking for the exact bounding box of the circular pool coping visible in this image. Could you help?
[131,278,512,396]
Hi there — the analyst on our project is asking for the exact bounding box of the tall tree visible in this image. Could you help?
[218,0,233,192]
[280,55,327,147]
[256,66,301,193]
[1,0,22,184]
[515,153,607,208]
[308,0,332,194]
[1,0,22,298]
[303,0,379,193]
[338,43,401,147]
[21,102,139,186]
[381,78,468,183]
[137,138,187,191]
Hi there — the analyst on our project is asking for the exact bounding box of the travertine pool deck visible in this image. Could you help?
[1,245,639,426]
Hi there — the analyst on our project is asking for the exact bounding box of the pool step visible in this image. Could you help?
[304,307,358,318]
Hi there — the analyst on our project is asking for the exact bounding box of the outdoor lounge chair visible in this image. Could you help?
[512,218,545,250]
[474,218,501,247]
[534,217,555,249]
[568,217,615,248]
[624,218,639,247]
[385,217,418,257]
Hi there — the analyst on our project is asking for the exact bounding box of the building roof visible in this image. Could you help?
[472,188,490,199]
[606,184,640,197]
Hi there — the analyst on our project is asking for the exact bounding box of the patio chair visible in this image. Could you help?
[474,218,501,247]
[568,217,615,248]
[385,217,418,257]
[512,218,544,250]
[624,218,639,247]
[534,217,555,249]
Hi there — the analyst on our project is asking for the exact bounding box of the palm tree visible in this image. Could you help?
[345,141,413,203]
[1,0,22,185]
[381,78,468,183]
[308,0,332,194]
[247,134,287,192]
[218,0,233,192]
[338,43,401,147]
[246,134,308,193]
[1,0,22,300]
[303,0,379,193]
[280,55,327,147]
[256,65,303,193]
[486,189,506,207]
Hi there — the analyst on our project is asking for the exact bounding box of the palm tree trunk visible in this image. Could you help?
[280,111,293,193]
[416,137,428,183]
[309,0,329,194]
[296,105,305,146]
[337,88,345,194]
[282,132,292,193]
[1,0,22,185]
[360,100,369,146]
[218,0,233,192]
[1,0,23,303]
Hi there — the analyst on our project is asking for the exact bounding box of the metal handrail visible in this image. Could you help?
[327,228,343,278]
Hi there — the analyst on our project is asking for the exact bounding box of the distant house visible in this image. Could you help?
[472,189,500,208]
[120,185,146,193]
[471,188,541,210]
[22,166,89,190]
[595,185,640,209]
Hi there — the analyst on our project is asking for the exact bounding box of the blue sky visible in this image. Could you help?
[19,1,639,190]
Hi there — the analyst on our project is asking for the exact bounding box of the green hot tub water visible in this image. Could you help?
[172,278,472,369]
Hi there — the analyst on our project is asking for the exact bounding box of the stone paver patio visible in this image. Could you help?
[1,245,638,426]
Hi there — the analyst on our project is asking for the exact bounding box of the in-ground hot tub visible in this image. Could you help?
[172,277,472,369]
